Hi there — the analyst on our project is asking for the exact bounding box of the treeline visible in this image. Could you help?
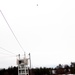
[0,67,18,75]
[30,63,75,75]
[0,62,75,75]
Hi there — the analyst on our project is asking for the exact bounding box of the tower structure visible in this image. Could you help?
[17,54,29,75]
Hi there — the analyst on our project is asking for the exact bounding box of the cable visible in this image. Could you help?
[0,10,25,53]
[0,46,16,55]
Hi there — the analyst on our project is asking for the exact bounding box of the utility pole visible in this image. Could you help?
[17,53,31,75]
[29,53,31,75]
[29,53,31,69]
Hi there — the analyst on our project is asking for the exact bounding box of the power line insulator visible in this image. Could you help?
[37,4,38,6]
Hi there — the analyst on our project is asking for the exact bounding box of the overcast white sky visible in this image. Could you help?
[0,0,75,68]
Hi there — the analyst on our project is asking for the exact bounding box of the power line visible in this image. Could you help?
[0,53,16,57]
[0,10,25,53]
[0,46,16,55]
